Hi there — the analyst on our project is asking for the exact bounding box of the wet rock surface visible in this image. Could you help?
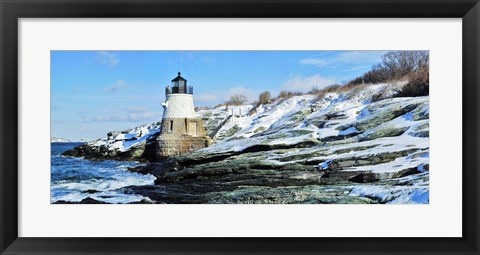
[61,84,430,204]
[122,138,428,204]
[53,197,110,204]
[61,123,161,162]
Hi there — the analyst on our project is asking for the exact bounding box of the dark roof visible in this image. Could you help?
[171,72,187,82]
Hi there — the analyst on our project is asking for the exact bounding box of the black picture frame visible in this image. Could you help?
[1,0,479,254]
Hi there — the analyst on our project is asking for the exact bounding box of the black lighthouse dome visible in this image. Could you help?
[166,72,193,95]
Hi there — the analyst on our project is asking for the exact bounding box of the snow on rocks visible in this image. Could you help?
[348,172,429,204]
[96,123,161,153]
[315,160,333,171]
[51,137,72,143]
[64,80,429,204]
[188,82,429,203]
[62,122,162,161]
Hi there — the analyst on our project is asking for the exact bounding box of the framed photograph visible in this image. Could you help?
[1,0,479,254]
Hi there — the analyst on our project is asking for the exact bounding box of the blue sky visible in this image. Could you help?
[51,50,387,141]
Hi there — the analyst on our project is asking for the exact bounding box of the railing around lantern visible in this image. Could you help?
[187,86,193,94]
[165,86,194,95]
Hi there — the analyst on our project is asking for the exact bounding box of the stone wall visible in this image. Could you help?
[156,117,211,157]
[156,134,211,157]
[160,117,208,137]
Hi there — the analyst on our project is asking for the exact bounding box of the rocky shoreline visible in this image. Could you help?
[62,123,161,162]
[60,83,430,204]
[117,137,428,204]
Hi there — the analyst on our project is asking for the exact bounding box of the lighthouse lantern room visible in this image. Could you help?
[155,72,211,158]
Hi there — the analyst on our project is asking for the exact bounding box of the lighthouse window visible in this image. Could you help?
[189,122,197,136]
[170,120,173,132]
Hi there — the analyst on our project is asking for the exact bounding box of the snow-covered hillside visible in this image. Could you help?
[64,80,429,204]
[152,80,429,204]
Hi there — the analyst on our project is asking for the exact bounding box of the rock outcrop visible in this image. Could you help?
[63,81,430,204]
[62,122,161,162]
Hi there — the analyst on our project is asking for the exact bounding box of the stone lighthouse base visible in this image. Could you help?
[155,134,211,157]
[155,117,211,158]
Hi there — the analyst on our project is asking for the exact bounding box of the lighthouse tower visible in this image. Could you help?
[162,72,195,119]
[156,72,211,157]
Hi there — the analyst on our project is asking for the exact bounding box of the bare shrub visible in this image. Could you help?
[227,94,248,105]
[395,66,429,97]
[324,84,341,93]
[371,86,390,102]
[305,84,342,101]
[345,51,429,87]
[194,106,211,111]
[278,91,293,99]
[213,103,226,109]
[381,51,429,79]
[314,91,327,100]
[258,91,272,104]
[308,86,321,94]
[307,86,325,100]
[277,91,302,100]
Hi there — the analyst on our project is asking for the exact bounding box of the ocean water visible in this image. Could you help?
[51,142,156,204]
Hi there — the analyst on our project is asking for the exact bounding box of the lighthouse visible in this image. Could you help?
[155,72,211,157]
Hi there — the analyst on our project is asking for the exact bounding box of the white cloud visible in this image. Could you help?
[300,51,387,68]
[194,93,219,103]
[84,107,160,123]
[226,86,257,102]
[126,106,148,113]
[79,127,90,132]
[334,51,386,63]
[282,74,337,92]
[194,86,257,105]
[343,65,371,72]
[96,51,120,67]
[103,80,127,93]
[300,58,328,67]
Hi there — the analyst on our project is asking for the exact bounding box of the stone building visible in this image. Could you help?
[155,72,211,157]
